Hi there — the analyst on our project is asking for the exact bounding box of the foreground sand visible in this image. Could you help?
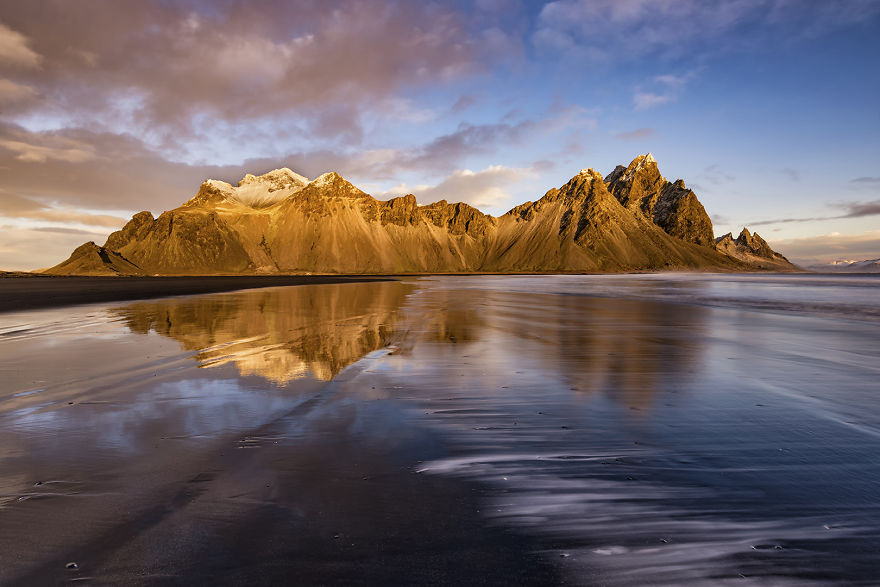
[1,275,878,584]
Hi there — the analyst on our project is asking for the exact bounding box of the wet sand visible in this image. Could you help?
[1,275,879,584]
[0,274,393,313]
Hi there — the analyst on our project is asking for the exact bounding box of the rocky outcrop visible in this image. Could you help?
[43,242,142,275]
[47,156,796,275]
[483,168,732,272]
[715,228,797,271]
[605,153,715,247]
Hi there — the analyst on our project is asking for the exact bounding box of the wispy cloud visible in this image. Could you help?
[749,199,880,225]
[632,71,698,110]
[700,164,735,186]
[633,93,672,110]
[375,164,533,210]
[0,189,127,228]
[842,199,880,218]
[613,128,655,141]
[29,226,105,236]
[780,167,800,182]
[851,176,880,183]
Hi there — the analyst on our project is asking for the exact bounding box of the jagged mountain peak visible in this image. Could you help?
[622,152,661,181]
[192,167,312,209]
[576,167,603,179]
[312,171,342,186]
[715,226,794,270]
[238,167,309,190]
[301,171,368,198]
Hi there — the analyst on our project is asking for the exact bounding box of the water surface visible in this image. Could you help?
[1,275,878,585]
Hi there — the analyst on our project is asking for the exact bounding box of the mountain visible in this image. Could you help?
[714,228,796,271]
[46,155,798,275]
[806,258,880,273]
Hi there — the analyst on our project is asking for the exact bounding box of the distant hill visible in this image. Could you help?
[807,259,880,273]
[46,154,798,275]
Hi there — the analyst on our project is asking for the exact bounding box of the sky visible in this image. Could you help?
[0,0,878,270]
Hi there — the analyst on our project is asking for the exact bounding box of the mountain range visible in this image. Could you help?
[46,154,797,275]
[806,259,880,273]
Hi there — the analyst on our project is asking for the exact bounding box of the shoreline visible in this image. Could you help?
[0,268,846,315]
[0,275,396,314]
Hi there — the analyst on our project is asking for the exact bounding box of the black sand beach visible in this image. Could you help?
[1,275,879,584]
[0,274,393,313]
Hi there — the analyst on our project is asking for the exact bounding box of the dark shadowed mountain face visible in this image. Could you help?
[46,155,797,275]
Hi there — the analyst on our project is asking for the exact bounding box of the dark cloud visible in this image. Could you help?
[749,216,827,226]
[748,199,880,226]
[0,1,491,141]
[841,199,880,218]
[0,111,560,213]
[613,128,655,141]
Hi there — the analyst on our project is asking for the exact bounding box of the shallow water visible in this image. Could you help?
[1,274,879,585]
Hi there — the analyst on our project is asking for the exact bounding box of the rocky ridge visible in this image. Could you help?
[714,228,794,271]
[46,155,798,275]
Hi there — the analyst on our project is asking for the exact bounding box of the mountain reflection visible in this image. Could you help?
[115,281,413,383]
[395,285,707,412]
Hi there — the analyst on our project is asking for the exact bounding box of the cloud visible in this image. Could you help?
[613,128,655,141]
[533,0,880,60]
[0,123,236,211]
[768,230,880,265]
[700,164,736,186]
[0,227,109,271]
[0,188,127,228]
[0,1,497,144]
[0,21,41,67]
[654,74,689,87]
[375,164,532,210]
[29,226,104,235]
[631,71,698,110]
[451,94,478,113]
[840,199,880,218]
[748,199,880,226]
[851,177,880,183]
[0,135,96,163]
[0,110,570,215]
[0,79,36,104]
[780,167,800,182]
[749,216,826,226]
[634,92,673,110]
